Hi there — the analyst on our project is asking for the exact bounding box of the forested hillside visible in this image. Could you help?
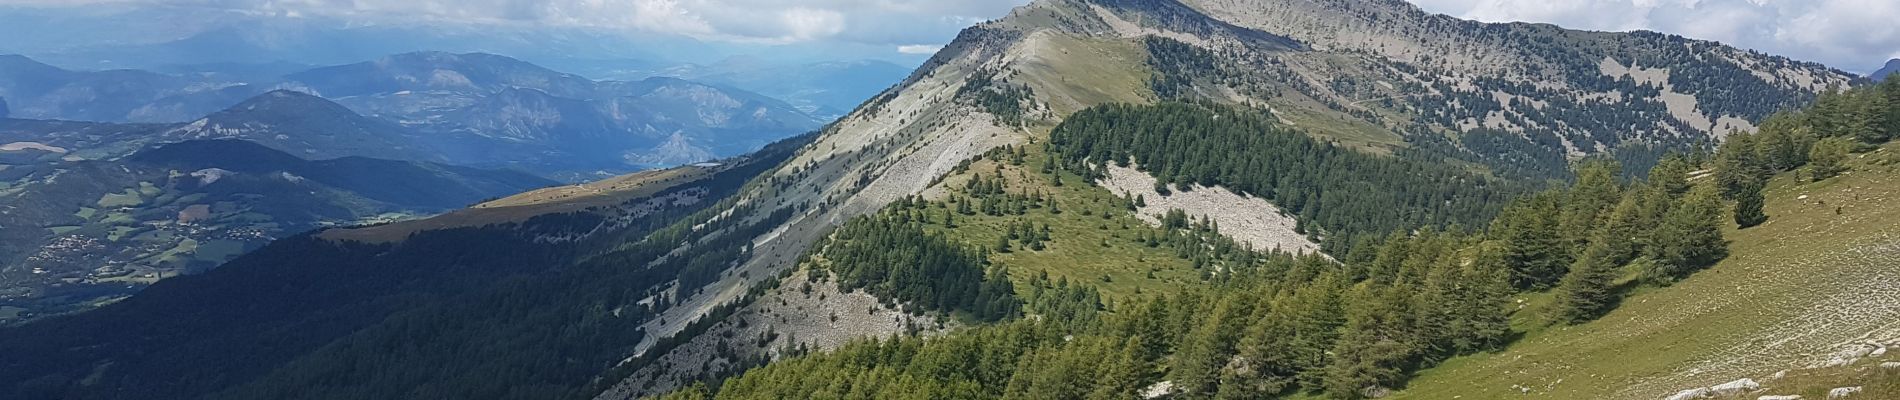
[656,71,1900,400]
[4,0,1893,399]
[1049,102,1529,254]
[1401,78,1900,399]
[570,1,1896,399]
[650,89,1768,397]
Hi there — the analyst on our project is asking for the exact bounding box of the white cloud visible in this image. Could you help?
[1405,0,1900,73]
[0,0,1025,47]
[896,44,941,54]
[624,0,717,38]
[777,7,846,42]
[5,0,1891,70]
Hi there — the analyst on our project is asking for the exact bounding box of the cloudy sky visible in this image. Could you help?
[2,0,1895,73]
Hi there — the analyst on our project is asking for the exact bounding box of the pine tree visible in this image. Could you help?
[1851,89,1892,145]
[1883,79,1900,136]
[1088,337,1150,400]
[1495,193,1568,290]
[1170,295,1252,397]
[1713,131,1764,198]
[1733,179,1767,229]
[1595,194,1646,266]
[1808,136,1852,181]
[657,382,712,400]
[1456,243,1515,351]
[1558,160,1622,255]
[1647,155,1693,197]
[1323,285,1415,400]
[1644,184,1730,283]
[1553,240,1620,324]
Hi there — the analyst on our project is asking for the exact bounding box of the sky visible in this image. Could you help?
[1,0,1895,73]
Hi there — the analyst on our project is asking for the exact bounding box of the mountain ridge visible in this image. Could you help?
[0,137,554,321]
[602,0,1869,395]
[1874,58,1900,81]
[163,90,433,162]
[0,1,1888,399]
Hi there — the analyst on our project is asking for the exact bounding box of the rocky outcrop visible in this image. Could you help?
[1666,387,1712,400]
[1826,386,1862,399]
[1710,378,1761,396]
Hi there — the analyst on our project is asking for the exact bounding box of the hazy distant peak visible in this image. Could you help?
[1874,59,1900,81]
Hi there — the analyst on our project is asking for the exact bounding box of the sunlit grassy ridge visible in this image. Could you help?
[917,146,1211,301]
[1398,143,1900,399]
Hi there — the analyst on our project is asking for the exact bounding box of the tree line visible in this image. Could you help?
[1048,102,1531,256]
[659,152,1753,400]
[810,211,1022,322]
[1713,79,1900,217]
[649,91,1856,398]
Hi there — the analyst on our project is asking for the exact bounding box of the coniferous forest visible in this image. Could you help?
[1048,102,1532,256]
[812,213,1022,321]
[4,3,1898,400]
[642,91,1900,398]
[660,159,1739,399]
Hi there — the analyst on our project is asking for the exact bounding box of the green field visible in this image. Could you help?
[97,188,145,208]
[918,150,1209,301]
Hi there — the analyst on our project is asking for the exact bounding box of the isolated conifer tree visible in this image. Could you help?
[1733,179,1767,228]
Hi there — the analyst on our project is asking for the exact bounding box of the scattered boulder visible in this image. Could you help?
[1142,381,1174,399]
[1870,346,1887,357]
[1827,386,1861,399]
[1711,378,1760,396]
[1880,362,1900,369]
[1757,396,1802,400]
[1772,370,1789,380]
[1667,387,1712,400]
[1821,345,1878,367]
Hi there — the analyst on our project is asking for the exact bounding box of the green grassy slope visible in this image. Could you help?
[1397,143,1900,399]
[917,147,1214,301]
